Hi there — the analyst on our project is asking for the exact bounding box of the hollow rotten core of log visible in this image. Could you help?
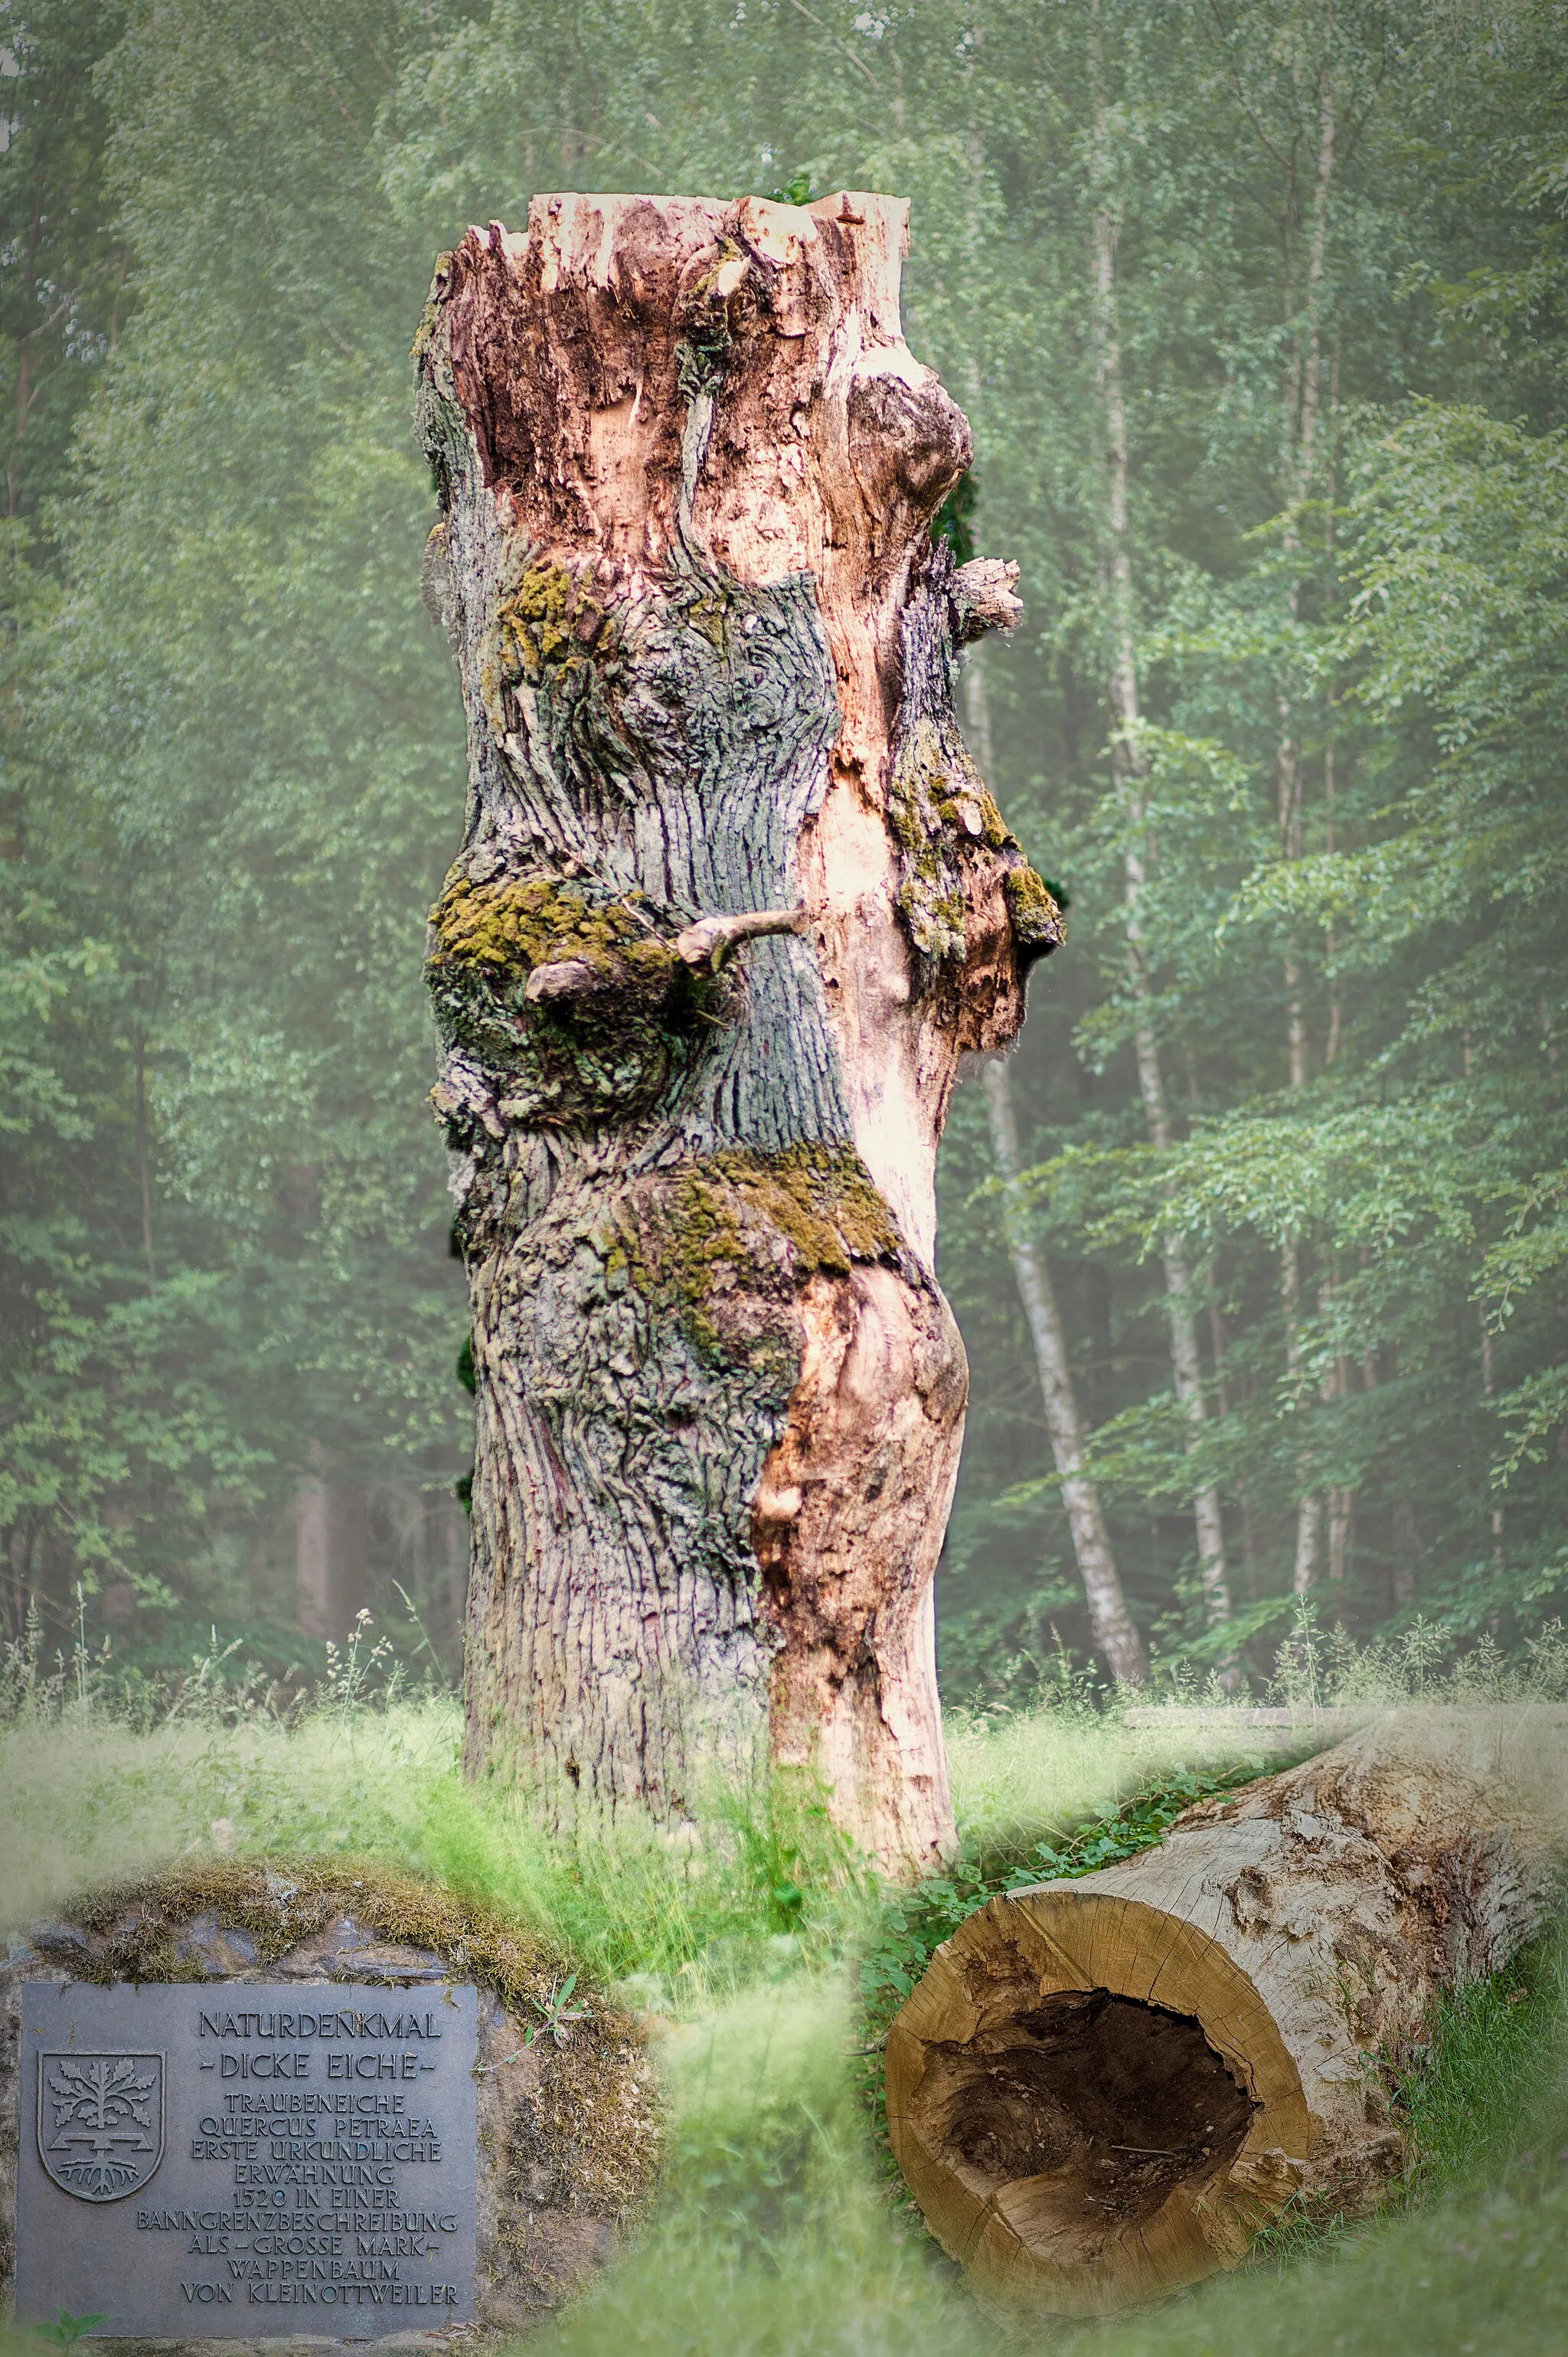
[888,1720,1557,2314]
[919,1989,1257,2259]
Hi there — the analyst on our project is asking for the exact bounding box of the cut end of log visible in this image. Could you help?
[885,1716,1555,2314]
[921,1986,1259,2227]
[886,1888,1309,2316]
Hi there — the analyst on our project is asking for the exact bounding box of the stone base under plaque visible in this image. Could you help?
[2,1860,660,2347]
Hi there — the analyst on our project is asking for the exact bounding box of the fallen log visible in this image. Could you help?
[885,1712,1557,2316]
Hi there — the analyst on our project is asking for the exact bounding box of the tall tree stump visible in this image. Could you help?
[415,191,1062,1872]
[886,1715,1556,2313]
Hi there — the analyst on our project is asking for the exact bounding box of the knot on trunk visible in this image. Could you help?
[426,868,729,1132]
[950,555,1023,643]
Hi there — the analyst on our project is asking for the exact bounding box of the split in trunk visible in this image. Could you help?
[886,1711,1555,2313]
[416,192,1063,1873]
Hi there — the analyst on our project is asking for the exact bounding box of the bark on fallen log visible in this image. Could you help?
[886,1713,1557,2316]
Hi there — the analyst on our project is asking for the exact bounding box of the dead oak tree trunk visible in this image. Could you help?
[886,1713,1554,2312]
[415,193,1063,1874]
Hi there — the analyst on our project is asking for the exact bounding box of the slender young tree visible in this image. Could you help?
[1270,34,1338,1594]
[1088,7,1232,1628]
[962,655,1145,1681]
[981,1058,1147,1682]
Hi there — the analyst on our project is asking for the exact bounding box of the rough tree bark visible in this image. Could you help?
[885,1713,1555,2315]
[414,192,1063,1873]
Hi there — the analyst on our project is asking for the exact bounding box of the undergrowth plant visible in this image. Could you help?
[2,1607,1566,2357]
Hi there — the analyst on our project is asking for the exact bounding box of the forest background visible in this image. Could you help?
[2,0,1566,1697]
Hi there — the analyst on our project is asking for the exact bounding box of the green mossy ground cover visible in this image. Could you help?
[2,1683,1563,2355]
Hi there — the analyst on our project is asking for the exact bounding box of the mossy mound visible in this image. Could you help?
[606,1143,907,1365]
[2,1856,662,2336]
[1002,865,1067,964]
[430,871,677,992]
[495,561,609,682]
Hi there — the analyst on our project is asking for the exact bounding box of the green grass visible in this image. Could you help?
[1399,1924,1568,2194]
[2,1685,1566,2355]
[0,1682,1299,1994]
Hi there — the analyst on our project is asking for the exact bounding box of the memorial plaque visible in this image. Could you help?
[15,1981,478,2337]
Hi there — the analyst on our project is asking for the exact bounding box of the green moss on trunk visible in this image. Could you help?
[1003,866,1067,962]
[605,1145,906,1363]
[426,871,717,1126]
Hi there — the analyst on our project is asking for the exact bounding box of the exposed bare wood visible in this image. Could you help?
[886,1713,1556,2313]
[416,192,1064,1872]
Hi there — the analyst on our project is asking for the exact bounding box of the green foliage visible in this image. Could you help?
[2,0,1566,1688]
[918,0,1568,1682]
[28,2313,109,2352]
[409,1751,870,2002]
[1,1,471,1656]
[931,472,978,565]
[763,170,815,207]
[1396,1921,1568,2199]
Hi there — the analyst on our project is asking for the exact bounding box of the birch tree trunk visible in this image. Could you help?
[982,1063,1145,1683]
[962,665,1144,1682]
[415,193,1063,1872]
[887,1711,1555,2315]
[1279,59,1337,1593]
[1088,31,1231,1630]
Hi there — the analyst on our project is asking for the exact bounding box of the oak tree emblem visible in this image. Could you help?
[37,2051,164,2202]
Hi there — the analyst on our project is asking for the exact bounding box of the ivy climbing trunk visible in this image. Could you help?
[415,193,1063,1873]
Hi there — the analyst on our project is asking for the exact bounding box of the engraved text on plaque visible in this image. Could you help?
[16,1981,479,2336]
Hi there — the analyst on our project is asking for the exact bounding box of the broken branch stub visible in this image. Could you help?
[416,192,1063,1873]
[886,1714,1556,2313]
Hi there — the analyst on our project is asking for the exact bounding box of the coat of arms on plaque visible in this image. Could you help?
[37,2051,165,2202]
